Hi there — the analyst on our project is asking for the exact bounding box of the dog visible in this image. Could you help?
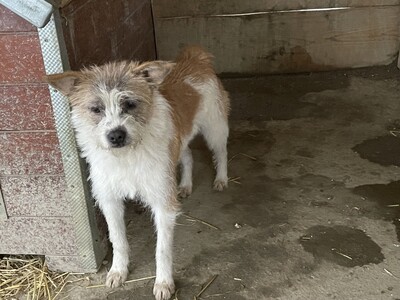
[46,46,230,300]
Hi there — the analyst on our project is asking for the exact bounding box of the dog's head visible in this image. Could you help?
[45,61,174,150]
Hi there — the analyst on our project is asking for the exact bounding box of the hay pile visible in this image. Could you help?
[0,255,70,300]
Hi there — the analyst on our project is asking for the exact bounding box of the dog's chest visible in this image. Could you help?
[89,148,169,200]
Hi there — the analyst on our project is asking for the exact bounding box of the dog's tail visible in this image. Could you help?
[176,45,214,67]
[170,45,216,81]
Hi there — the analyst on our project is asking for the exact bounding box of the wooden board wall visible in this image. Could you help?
[58,0,156,70]
[153,1,400,74]
[153,0,400,17]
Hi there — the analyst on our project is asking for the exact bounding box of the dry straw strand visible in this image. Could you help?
[194,274,218,299]
[182,213,221,230]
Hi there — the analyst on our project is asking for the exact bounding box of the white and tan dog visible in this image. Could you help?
[46,46,230,300]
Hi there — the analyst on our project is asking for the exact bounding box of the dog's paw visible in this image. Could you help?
[153,281,175,300]
[105,269,128,288]
[213,179,228,191]
[178,186,192,198]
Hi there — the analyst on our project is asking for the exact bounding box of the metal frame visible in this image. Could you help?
[0,0,53,28]
[38,12,106,272]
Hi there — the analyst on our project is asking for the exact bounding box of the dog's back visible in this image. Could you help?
[160,46,230,145]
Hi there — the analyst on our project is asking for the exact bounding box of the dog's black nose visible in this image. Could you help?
[107,128,126,147]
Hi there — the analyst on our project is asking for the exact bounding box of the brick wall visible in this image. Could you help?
[0,6,78,259]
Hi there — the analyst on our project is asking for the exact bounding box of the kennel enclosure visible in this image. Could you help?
[0,0,399,272]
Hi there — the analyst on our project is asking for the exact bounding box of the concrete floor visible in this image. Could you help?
[64,65,400,300]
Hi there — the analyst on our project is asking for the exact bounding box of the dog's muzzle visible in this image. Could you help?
[107,127,127,148]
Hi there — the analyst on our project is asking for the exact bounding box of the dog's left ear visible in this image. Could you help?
[44,71,81,96]
[135,61,175,85]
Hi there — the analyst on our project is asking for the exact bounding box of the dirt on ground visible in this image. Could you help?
[62,64,400,300]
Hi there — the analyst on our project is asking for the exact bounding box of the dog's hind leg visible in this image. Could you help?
[151,197,179,300]
[98,198,129,288]
[178,147,193,198]
[202,116,229,191]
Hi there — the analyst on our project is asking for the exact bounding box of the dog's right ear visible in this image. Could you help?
[44,71,81,96]
[134,61,175,85]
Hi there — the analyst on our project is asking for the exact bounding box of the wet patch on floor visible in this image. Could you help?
[352,136,400,166]
[228,129,275,159]
[221,174,291,228]
[352,181,400,241]
[295,148,315,158]
[300,225,384,267]
[386,119,400,132]
[180,232,310,299]
[295,174,343,205]
[223,74,349,121]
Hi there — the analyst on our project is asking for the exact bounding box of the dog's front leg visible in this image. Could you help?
[151,198,179,300]
[98,198,129,288]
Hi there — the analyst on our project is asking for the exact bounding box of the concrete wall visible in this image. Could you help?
[153,0,400,74]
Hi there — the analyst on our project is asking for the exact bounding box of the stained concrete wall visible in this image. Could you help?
[153,0,400,74]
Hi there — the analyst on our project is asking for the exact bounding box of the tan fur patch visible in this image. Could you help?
[161,46,221,141]
[161,46,230,165]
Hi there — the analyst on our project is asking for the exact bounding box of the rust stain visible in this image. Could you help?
[259,46,335,73]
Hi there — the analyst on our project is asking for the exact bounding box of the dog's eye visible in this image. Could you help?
[90,106,102,114]
[124,100,137,110]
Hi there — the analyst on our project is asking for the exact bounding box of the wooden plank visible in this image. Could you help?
[61,0,155,69]
[152,0,400,18]
[155,6,400,74]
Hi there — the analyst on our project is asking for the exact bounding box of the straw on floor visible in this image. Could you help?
[0,255,70,300]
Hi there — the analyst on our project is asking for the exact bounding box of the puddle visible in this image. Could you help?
[352,136,400,166]
[353,181,400,241]
[300,225,384,267]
